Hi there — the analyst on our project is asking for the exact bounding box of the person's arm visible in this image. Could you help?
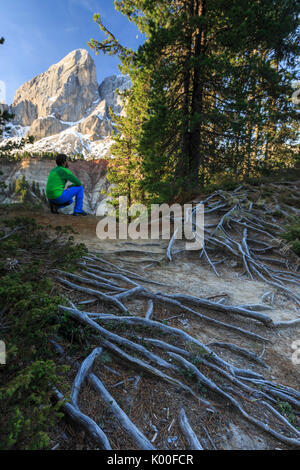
[63,168,82,187]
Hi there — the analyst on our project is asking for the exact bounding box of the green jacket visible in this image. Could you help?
[46,166,82,200]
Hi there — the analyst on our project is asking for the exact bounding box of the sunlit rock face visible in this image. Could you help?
[12,49,99,126]
[28,116,69,141]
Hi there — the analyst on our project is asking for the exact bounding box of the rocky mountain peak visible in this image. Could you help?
[12,48,99,128]
[5,50,131,157]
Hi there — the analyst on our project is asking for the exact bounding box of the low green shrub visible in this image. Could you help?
[282,218,300,256]
[0,215,87,449]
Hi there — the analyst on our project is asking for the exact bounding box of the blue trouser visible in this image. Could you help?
[50,186,84,213]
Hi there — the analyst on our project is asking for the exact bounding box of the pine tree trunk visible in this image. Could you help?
[180,42,192,179]
[189,0,207,186]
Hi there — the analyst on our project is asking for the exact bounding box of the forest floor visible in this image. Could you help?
[6,180,300,451]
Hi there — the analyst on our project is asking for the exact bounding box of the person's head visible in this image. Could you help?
[56,154,68,168]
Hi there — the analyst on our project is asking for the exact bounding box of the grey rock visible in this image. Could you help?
[98,74,131,117]
[12,100,37,126]
[76,114,113,141]
[222,423,266,450]
[28,116,69,140]
[0,103,10,114]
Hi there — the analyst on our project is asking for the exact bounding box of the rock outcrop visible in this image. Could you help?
[0,103,11,114]
[98,74,131,117]
[28,116,69,141]
[13,100,38,127]
[76,114,113,141]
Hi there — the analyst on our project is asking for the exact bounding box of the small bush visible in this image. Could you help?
[0,216,87,449]
[282,218,300,256]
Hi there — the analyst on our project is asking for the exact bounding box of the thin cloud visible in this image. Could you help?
[65,26,80,33]
[69,0,99,14]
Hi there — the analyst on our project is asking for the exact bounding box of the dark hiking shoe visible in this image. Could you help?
[49,202,60,214]
[73,210,88,216]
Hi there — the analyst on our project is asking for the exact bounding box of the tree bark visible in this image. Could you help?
[189,0,207,185]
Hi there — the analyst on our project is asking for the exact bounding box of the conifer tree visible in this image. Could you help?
[89,15,152,206]
[36,182,41,198]
[90,1,299,203]
[15,176,30,203]
[106,92,145,207]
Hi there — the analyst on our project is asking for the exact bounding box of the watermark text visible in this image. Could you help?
[96,197,204,251]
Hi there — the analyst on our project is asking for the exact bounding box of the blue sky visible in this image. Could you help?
[0,0,144,104]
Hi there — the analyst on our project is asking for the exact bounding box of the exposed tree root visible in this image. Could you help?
[168,353,300,448]
[54,389,112,450]
[52,342,155,450]
[179,408,204,450]
[51,185,300,449]
[71,347,103,409]
[207,342,269,369]
[167,186,300,307]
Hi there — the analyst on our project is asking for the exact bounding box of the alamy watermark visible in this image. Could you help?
[291,340,300,366]
[96,197,204,251]
[0,340,6,365]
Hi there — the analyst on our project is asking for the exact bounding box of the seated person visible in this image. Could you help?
[46,153,87,216]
